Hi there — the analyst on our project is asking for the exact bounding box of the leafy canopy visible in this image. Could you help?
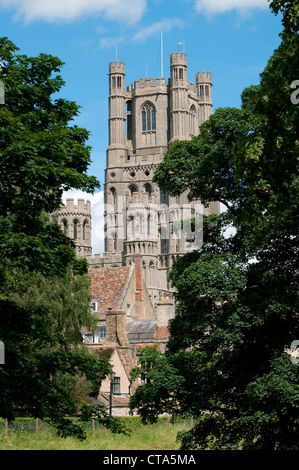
[0,38,126,439]
[130,0,299,450]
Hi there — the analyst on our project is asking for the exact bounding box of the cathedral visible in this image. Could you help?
[53,51,219,412]
[55,50,219,320]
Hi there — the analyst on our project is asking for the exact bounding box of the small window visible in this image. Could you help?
[112,377,120,395]
[179,68,183,79]
[73,219,79,239]
[129,185,138,197]
[83,220,88,240]
[159,227,167,254]
[126,304,130,316]
[91,300,98,312]
[161,238,167,253]
[110,187,117,206]
[117,76,121,88]
[145,184,152,197]
[62,219,68,236]
[111,232,117,251]
[160,187,167,205]
[99,326,106,338]
[83,334,94,344]
[128,215,135,239]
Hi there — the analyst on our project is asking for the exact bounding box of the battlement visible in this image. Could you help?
[88,253,104,267]
[60,198,91,213]
[109,61,125,74]
[129,76,166,92]
[196,71,212,83]
[170,51,187,66]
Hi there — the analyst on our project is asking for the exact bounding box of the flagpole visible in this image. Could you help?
[161,30,163,78]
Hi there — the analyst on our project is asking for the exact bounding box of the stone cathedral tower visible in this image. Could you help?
[101,51,219,313]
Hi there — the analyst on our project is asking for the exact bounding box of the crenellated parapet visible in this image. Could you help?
[53,198,92,258]
[196,70,213,125]
[130,76,166,92]
[196,71,213,104]
[170,51,187,66]
[109,60,125,74]
[196,70,212,82]
[60,198,91,213]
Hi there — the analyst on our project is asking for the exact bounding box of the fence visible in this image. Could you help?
[0,417,106,434]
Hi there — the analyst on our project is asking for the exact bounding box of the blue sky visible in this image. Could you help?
[0,0,283,253]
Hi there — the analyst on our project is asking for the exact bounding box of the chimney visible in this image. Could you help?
[134,256,145,319]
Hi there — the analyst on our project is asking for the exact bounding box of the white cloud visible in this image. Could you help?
[195,0,268,15]
[99,35,127,49]
[132,18,185,43]
[0,0,146,24]
[98,17,185,50]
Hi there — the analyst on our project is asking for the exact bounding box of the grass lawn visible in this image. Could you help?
[0,417,191,451]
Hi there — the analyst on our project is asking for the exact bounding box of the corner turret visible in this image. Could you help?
[53,198,92,259]
[196,70,213,124]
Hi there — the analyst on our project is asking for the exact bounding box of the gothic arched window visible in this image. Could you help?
[129,185,138,197]
[149,260,155,286]
[159,227,167,254]
[144,183,152,197]
[128,215,135,239]
[110,231,117,251]
[110,187,117,206]
[160,187,167,205]
[83,219,88,240]
[73,219,79,240]
[142,102,156,132]
[62,219,68,236]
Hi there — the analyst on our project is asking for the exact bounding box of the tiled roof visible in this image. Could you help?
[89,267,132,310]
[99,393,131,407]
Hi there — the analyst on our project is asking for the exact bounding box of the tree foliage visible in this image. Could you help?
[130,0,299,450]
[0,38,125,439]
[0,37,99,274]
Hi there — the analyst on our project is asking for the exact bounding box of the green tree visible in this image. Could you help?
[0,37,99,274]
[130,0,299,450]
[130,346,184,424]
[0,38,126,439]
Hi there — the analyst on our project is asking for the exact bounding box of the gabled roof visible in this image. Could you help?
[89,266,133,310]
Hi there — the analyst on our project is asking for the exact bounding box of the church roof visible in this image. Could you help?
[89,267,132,310]
[126,320,157,343]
